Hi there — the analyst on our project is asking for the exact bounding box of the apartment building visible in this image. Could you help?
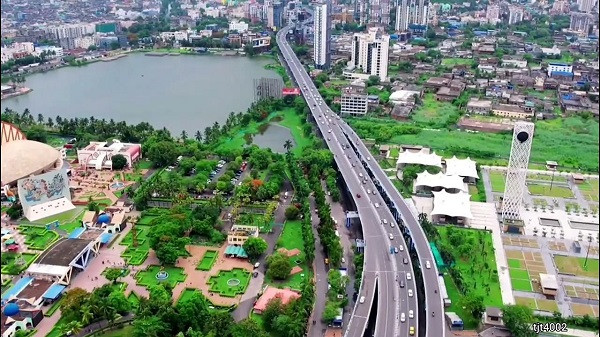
[350,28,390,81]
[341,79,369,115]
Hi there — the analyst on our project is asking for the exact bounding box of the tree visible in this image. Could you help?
[502,305,536,337]
[367,75,380,86]
[284,205,300,220]
[104,268,124,283]
[322,301,339,323]
[243,237,268,260]
[266,252,292,280]
[194,130,202,142]
[461,293,485,320]
[261,298,284,331]
[25,125,48,143]
[112,154,128,170]
[133,315,171,337]
[180,130,188,141]
[231,318,268,337]
[283,139,293,153]
[146,140,179,167]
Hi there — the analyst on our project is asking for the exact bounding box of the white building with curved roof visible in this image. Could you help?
[444,156,479,181]
[1,140,62,186]
[431,190,473,223]
[396,148,443,169]
[414,171,467,193]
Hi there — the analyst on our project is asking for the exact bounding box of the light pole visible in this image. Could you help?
[584,235,593,269]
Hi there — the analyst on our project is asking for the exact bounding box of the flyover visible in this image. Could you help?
[276,22,445,337]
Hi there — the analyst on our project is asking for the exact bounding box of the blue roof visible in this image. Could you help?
[42,284,66,300]
[551,71,573,77]
[1,277,32,300]
[68,227,85,239]
[225,245,248,258]
[100,233,113,244]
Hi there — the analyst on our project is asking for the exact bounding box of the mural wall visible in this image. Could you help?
[17,169,71,206]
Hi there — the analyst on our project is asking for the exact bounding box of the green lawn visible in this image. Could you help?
[578,180,599,202]
[19,225,59,250]
[136,265,187,289]
[120,224,151,265]
[275,108,313,155]
[527,184,574,198]
[97,326,134,337]
[31,206,85,226]
[265,220,309,291]
[515,296,537,310]
[508,259,522,269]
[437,227,502,325]
[347,116,599,173]
[411,94,461,128]
[509,268,530,280]
[136,215,159,225]
[177,288,202,303]
[554,256,599,278]
[489,171,506,193]
[136,159,154,170]
[197,250,218,271]
[128,292,140,309]
[527,173,567,183]
[511,278,533,292]
[441,58,475,67]
[0,252,38,275]
[443,274,480,329]
[207,268,251,297]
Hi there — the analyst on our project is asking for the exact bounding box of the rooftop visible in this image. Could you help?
[1,140,61,185]
[36,238,92,267]
[431,190,473,219]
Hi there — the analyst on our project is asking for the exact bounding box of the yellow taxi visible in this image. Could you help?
[409,326,415,336]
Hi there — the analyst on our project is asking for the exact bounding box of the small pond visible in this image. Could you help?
[252,123,296,153]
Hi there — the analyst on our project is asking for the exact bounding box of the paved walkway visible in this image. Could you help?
[307,195,329,337]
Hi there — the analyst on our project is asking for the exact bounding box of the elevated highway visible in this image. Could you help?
[276,24,445,337]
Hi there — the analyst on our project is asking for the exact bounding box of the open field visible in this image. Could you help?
[177,288,202,303]
[528,184,574,198]
[515,296,559,313]
[437,227,502,328]
[579,180,599,202]
[346,116,599,172]
[554,256,599,278]
[411,94,461,129]
[441,58,475,67]
[265,220,309,291]
[489,171,506,192]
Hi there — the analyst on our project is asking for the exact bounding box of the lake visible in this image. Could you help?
[3,53,277,135]
[252,123,295,153]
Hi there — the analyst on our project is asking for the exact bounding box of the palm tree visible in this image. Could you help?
[283,139,293,153]
[180,130,188,141]
[37,113,44,124]
[194,130,202,142]
[59,321,83,336]
[80,304,94,326]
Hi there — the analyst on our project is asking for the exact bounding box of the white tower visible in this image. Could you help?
[502,122,535,221]
[313,2,331,69]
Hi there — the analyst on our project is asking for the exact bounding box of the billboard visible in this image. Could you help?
[282,88,301,96]
[18,169,71,207]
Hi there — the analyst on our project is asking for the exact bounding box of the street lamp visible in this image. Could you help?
[584,235,593,269]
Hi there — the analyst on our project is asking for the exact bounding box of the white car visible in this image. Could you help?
[374,203,380,208]
[359,296,365,304]
[401,313,406,322]
[407,273,412,280]
[366,157,371,161]
[409,310,414,319]
[388,233,394,240]
[408,289,413,297]
[399,245,404,252]
[328,129,332,133]
[426,261,431,269]
[367,189,372,194]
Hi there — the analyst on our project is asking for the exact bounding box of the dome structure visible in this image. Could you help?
[1,140,61,185]
[3,302,20,316]
[97,213,111,224]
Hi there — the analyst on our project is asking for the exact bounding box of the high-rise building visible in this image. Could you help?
[341,80,369,115]
[501,122,534,222]
[577,0,597,13]
[350,28,390,81]
[267,2,284,29]
[313,2,331,69]
[570,12,594,34]
[508,5,524,25]
[486,4,501,24]
[550,0,570,14]
[395,0,429,31]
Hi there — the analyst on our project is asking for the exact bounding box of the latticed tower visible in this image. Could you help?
[502,121,535,221]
